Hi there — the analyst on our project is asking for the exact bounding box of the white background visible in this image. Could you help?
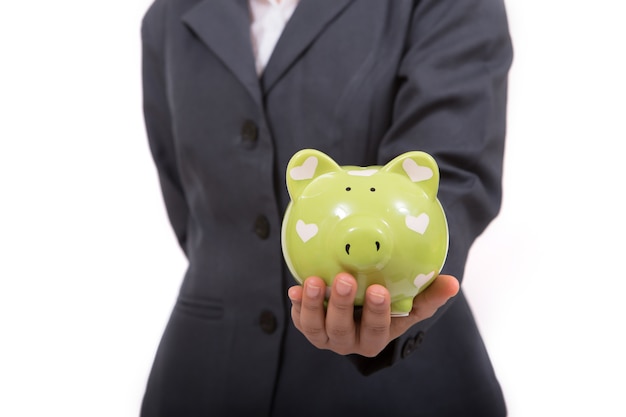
[1,1,625,416]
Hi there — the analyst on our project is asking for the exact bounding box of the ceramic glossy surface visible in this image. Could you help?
[281,149,449,316]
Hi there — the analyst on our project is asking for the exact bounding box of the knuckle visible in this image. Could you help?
[365,323,389,337]
[329,299,353,312]
[366,304,389,316]
[301,324,325,337]
[327,326,353,340]
[290,304,301,315]
[302,301,323,314]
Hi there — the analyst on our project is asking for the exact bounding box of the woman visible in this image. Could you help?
[140,0,513,415]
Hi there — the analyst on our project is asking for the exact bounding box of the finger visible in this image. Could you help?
[287,285,303,328]
[389,275,459,340]
[411,274,459,322]
[297,276,329,347]
[358,284,392,357]
[325,273,358,353]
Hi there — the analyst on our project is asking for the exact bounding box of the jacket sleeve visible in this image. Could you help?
[349,0,513,375]
[141,1,190,256]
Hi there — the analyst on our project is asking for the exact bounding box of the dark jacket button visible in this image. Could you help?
[259,310,277,334]
[414,331,425,346]
[255,215,270,239]
[401,331,425,358]
[241,120,258,147]
[401,338,416,358]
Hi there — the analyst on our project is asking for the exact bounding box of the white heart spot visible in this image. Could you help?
[413,271,435,291]
[402,158,433,182]
[406,213,429,234]
[296,220,318,243]
[290,156,318,180]
[347,169,378,177]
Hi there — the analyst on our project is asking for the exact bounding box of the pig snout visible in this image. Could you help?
[335,216,392,272]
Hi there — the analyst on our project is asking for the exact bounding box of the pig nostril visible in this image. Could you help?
[345,244,351,255]
[375,241,380,251]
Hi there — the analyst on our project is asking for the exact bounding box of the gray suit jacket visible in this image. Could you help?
[140,0,513,415]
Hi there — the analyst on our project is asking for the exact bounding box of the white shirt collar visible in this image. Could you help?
[249,0,300,76]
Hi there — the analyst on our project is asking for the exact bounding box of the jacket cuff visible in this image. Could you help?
[347,327,427,376]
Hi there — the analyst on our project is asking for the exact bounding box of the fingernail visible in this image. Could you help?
[306,283,321,298]
[287,287,299,301]
[336,278,352,296]
[368,290,385,305]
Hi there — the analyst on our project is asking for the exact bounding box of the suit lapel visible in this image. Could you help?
[261,0,354,93]
[182,0,262,107]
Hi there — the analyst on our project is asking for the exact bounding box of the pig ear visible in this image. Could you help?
[381,151,440,199]
[286,149,341,200]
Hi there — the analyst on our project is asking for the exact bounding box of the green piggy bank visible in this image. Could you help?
[281,149,449,316]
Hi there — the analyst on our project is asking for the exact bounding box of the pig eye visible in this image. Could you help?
[370,187,376,192]
[345,187,351,191]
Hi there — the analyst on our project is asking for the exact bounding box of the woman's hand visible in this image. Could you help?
[288,272,459,357]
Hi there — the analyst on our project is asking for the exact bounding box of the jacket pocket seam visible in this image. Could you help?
[175,295,224,320]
